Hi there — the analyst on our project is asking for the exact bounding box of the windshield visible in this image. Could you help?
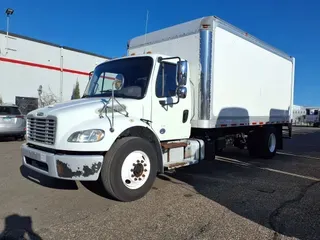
[83,56,153,99]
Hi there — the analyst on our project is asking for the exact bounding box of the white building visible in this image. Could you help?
[292,104,307,124]
[0,30,110,104]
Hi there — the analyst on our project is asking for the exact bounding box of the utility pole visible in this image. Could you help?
[5,8,14,53]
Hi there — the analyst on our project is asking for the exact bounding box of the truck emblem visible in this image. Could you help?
[160,128,166,134]
[37,112,44,116]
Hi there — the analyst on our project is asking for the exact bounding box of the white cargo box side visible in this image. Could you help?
[128,16,295,129]
[212,25,294,128]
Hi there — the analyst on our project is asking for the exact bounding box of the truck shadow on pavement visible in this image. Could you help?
[20,165,78,190]
[0,137,24,143]
[168,131,320,240]
[19,165,115,199]
[80,180,117,200]
[0,214,42,240]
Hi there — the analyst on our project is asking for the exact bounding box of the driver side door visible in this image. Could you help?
[151,61,191,141]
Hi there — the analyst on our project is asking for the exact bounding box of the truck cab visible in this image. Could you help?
[21,54,194,202]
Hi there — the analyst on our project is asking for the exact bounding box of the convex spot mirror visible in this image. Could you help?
[177,86,187,99]
[113,74,125,90]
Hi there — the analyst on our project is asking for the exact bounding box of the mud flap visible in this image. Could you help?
[277,125,283,150]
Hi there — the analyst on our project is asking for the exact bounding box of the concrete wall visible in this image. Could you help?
[0,31,110,104]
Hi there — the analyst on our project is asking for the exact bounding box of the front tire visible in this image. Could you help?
[100,137,158,202]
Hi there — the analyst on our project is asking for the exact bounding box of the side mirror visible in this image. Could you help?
[176,60,188,86]
[89,71,93,81]
[177,86,187,99]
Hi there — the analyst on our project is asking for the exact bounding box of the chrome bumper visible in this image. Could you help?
[21,143,104,181]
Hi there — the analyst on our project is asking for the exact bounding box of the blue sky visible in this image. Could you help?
[1,0,319,106]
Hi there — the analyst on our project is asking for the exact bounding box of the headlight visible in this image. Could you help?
[67,129,105,143]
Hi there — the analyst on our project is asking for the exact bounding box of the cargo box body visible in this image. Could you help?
[128,16,295,129]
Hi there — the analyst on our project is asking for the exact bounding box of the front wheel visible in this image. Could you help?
[100,137,158,202]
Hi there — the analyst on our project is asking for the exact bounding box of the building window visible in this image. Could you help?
[155,62,177,98]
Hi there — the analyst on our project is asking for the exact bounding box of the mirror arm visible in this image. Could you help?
[159,90,181,106]
[158,56,186,85]
[88,71,93,80]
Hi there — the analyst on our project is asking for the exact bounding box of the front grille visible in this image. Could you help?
[27,117,56,145]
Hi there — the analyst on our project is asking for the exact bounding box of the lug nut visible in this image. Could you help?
[138,178,142,181]
[134,178,137,181]
[130,169,133,172]
[133,163,136,166]
[144,164,147,166]
[137,160,140,163]
[144,169,147,172]
[131,174,134,177]
[142,174,145,177]
[141,160,144,163]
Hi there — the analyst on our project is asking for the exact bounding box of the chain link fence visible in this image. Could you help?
[15,96,39,115]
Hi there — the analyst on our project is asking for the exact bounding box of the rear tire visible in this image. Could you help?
[100,137,158,202]
[259,126,277,159]
[247,126,277,159]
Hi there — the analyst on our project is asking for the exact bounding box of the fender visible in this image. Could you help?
[56,115,164,173]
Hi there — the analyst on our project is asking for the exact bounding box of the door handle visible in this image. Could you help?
[182,110,189,123]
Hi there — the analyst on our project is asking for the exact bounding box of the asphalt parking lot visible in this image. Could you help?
[0,126,319,240]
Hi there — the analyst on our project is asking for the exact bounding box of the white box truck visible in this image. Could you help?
[305,108,320,127]
[21,16,295,202]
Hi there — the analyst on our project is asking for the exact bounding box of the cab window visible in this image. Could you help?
[155,62,177,98]
[0,106,21,115]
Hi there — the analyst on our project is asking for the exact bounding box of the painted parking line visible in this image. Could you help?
[216,156,320,182]
[277,152,320,161]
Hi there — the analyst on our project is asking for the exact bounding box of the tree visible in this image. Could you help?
[0,95,2,104]
[71,80,80,100]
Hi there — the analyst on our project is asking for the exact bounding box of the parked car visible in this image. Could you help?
[0,103,26,140]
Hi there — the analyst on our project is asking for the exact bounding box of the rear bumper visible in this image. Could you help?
[21,143,104,181]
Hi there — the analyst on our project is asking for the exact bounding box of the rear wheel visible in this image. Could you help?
[247,126,277,159]
[259,127,277,159]
[100,137,158,202]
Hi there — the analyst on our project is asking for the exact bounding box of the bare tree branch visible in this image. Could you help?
[39,87,59,107]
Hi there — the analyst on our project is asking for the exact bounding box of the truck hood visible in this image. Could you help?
[28,97,143,119]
